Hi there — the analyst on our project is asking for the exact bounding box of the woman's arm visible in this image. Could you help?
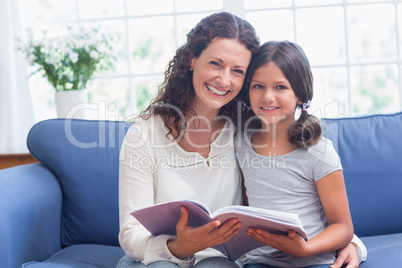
[118,121,184,265]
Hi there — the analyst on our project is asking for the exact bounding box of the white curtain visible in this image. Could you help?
[0,0,36,154]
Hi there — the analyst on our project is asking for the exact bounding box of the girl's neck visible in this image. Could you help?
[252,121,298,156]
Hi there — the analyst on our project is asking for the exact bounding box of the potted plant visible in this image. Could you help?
[17,25,117,118]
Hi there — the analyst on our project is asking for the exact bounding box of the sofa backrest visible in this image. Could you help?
[27,113,402,245]
[27,119,130,247]
[322,112,402,237]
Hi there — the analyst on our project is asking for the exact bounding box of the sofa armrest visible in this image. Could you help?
[0,163,63,268]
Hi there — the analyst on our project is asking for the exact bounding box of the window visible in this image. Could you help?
[245,0,402,117]
[18,0,402,121]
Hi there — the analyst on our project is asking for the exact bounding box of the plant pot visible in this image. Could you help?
[55,90,89,119]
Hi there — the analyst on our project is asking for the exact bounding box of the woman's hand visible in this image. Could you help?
[167,206,242,259]
[329,243,359,268]
[246,229,312,257]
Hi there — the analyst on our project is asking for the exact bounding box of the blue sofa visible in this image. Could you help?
[0,112,402,267]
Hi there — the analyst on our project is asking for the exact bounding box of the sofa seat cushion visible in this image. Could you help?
[360,233,402,267]
[21,244,124,268]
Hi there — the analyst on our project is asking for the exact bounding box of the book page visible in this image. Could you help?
[212,205,302,226]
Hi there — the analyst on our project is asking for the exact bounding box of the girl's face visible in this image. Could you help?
[190,38,252,115]
[249,62,301,128]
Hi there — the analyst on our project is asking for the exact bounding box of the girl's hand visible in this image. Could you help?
[246,228,311,257]
[329,243,359,268]
[167,206,242,258]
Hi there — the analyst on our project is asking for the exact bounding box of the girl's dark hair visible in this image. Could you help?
[241,41,322,149]
[140,12,260,139]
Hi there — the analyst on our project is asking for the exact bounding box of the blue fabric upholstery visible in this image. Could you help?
[323,112,402,237]
[27,119,130,247]
[0,164,63,268]
[359,234,402,267]
[22,244,125,268]
[0,113,401,267]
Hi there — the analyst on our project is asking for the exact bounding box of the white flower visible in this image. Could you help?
[97,46,109,55]
[27,54,36,64]
[47,43,55,52]
[74,39,86,49]
[89,50,99,60]
[87,37,98,47]
[59,45,71,56]
[69,51,79,63]
[66,35,75,46]
[25,28,34,40]
[47,57,59,67]
[32,38,42,47]
[16,41,28,54]
[17,25,117,91]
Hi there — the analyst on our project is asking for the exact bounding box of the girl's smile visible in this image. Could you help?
[259,106,279,112]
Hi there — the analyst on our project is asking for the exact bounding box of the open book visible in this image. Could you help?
[131,200,307,261]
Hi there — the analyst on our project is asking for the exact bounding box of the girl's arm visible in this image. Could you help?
[247,170,354,257]
[307,169,354,255]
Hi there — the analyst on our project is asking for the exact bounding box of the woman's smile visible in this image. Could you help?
[206,83,230,97]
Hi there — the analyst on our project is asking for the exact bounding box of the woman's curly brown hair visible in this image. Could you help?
[139,12,260,139]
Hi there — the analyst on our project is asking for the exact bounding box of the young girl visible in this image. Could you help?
[235,41,355,268]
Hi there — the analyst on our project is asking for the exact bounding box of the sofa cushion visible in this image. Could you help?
[27,119,130,246]
[360,233,402,267]
[323,112,402,237]
[22,244,125,268]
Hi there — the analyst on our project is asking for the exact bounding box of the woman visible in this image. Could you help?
[117,12,365,268]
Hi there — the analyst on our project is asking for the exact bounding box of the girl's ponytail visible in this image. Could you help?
[288,102,322,149]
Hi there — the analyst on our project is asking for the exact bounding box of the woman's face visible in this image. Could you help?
[190,38,252,115]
